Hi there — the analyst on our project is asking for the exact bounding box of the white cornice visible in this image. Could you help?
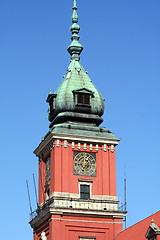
[30,206,126,229]
[34,132,120,157]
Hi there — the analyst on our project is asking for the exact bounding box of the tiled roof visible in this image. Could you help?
[114,211,160,240]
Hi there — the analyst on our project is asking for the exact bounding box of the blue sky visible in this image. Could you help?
[0,0,160,239]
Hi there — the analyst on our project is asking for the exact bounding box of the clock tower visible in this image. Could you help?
[30,1,126,240]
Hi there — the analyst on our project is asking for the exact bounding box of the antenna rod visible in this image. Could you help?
[33,172,38,207]
[39,166,45,202]
[124,178,127,229]
[26,179,33,214]
[124,164,127,229]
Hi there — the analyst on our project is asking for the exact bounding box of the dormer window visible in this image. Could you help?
[46,93,57,113]
[73,88,94,107]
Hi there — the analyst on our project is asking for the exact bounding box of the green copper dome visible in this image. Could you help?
[46,0,105,128]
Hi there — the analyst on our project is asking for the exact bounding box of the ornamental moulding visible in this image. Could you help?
[38,139,54,159]
[38,140,115,160]
[35,132,119,157]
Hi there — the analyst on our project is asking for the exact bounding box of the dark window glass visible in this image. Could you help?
[49,97,56,112]
[85,193,90,199]
[77,94,90,105]
[80,185,90,200]
[81,193,84,199]
[77,94,83,104]
[81,185,84,192]
[50,101,53,111]
[84,95,90,105]
[46,186,50,200]
[45,157,51,182]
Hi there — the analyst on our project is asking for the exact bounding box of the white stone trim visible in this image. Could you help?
[51,191,118,201]
[96,144,98,151]
[41,232,47,240]
[39,139,54,159]
[37,142,115,158]
[30,207,125,228]
[34,132,120,156]
[64,140,67,148]
[79,236,96,240]
[56,139,60,147]
[78,179,93,183]
[49,217,123,225]
[49,133,120,144]
[48,191,119,212]
[111,145,114,152]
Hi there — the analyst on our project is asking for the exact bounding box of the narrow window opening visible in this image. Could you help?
[45,157,51,183]
[45,183,50,201]
[50,101,53,112]
[46,94,57,113]
[46,186,50,200]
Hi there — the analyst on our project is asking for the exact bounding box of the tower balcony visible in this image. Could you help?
[36,192,125,217]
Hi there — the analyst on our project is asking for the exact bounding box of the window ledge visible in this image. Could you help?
[75,104,91,108]
[79,236,96,239]
[78,179,93,183]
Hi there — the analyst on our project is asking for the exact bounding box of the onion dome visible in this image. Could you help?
[46,0,105,129]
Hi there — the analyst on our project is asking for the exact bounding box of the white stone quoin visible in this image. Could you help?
[41,232,47,240]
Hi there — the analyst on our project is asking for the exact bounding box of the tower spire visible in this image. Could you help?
[67,0,83,61]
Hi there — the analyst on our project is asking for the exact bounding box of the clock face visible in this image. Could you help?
[73,152,96,176]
